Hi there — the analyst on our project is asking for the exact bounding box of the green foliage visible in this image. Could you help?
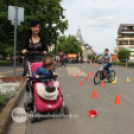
[47,51,54,57]
[5,47,14,56]
[0,81,21,103]
[95,54,102,59]
[0,0,68,56]
[112,62,134,67]
[0,96,4,105]
[0,60,13,65]
[87,54,95,59]
[52,35,83,55]
[117,49,130,60]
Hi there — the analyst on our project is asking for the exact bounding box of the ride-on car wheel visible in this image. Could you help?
[24,102,29,112]
[37,112,42,122]
[30,106,38,123]
[59,107,64,118]
[30,110,35,123]
[64,106,69,115]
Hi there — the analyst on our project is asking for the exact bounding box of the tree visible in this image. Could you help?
[5,46,19,57]
[0,0,68,56]
[5,47,14,56]
[117,49,130,60]
[95,54,102,59]
[87,54,95,59]
[52,35,83,55]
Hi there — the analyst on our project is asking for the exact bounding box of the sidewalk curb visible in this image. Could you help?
[0,81,26,134]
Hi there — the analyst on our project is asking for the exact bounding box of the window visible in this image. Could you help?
[132,41,134,45]
[119,48,123,50]
[124,47,128,50]
[123,27,127,30]
[130,48,134,51]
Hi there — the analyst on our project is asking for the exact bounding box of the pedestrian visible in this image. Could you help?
[92,57,95,64]
[88,58,90,64]
[21,19,48,76]
[56,57,58,63]
[80,56,83,64]
[21,19,48,55]
[76,55,78,63]
[59,52,66,65]
[73,57,75,64]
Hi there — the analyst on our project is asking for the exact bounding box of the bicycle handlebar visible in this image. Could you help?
[26,75,58,80]
[98,59,109,64]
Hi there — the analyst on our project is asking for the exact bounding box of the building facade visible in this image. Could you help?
[76,28,94,61]
[114,24,134,58]
[48,28,94,61]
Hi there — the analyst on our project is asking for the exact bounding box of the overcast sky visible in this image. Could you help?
[61,0,134,54]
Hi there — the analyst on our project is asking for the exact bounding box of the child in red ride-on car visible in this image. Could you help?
[33,57,59,94]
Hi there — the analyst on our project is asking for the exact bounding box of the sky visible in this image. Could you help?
[61,0,134,54]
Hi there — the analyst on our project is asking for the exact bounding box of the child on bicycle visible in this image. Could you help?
[98,48,112,80]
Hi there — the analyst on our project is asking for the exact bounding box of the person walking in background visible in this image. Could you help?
[92,57,95,64]
[56,57,58,63]
[88,58,90,64]
[80,56,83,63]
[73,57,75,64]
[76,55,78,63]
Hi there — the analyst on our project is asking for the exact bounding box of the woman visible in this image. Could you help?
[21,19,48,76]
[21,19,48,55]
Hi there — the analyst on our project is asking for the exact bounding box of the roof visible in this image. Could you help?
[118,24,134,33]
[68,54,77,58]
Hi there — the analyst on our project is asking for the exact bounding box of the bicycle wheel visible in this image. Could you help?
[107,70,115,83]
[94,70,101,84]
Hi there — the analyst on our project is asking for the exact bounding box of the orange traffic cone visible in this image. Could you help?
[101,81,104,87]
[133,71,134,75]
[92,90,97,98]
[89,74,92,77]
[115,95,120,105]
[80,70,82,73]
[87,72,90,76]
[70,72,73,76]
[79,80,83,86]
[92,71,94,74]
[85,77,88,81]
[76,74,79,78]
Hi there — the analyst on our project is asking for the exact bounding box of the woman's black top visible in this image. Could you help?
[21,34,48,52]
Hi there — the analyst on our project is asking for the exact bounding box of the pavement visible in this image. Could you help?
[0,66,23,76]
[4,63,134,134]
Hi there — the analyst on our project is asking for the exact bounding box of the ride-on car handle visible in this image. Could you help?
[26,75,58,80]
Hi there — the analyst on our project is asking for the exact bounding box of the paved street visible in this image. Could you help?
[0,66,23,76]
[7,63,134,134]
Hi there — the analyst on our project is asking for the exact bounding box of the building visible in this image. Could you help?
[48,45,55,52]
[76,28,83,44]
[76,28,94,61]
[114,24,134,58]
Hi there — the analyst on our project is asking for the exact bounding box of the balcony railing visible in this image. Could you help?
[118,37,134,38]
[117,44,134,45]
